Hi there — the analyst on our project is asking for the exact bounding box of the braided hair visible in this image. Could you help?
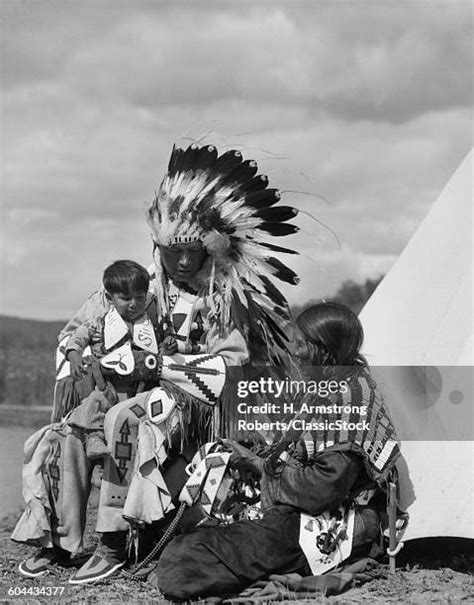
[295,302,367,368]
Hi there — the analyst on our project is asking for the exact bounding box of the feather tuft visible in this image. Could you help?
[246,189,281,209]
[257,222,300,236]
[266,257,300,284]
[255,206,299,222]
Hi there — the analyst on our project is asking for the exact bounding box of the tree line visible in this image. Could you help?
[291,276,383,318]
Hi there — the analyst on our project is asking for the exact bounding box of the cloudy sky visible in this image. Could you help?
[1,0,472,320]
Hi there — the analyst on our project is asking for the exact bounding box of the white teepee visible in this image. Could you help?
[359,149,473,541]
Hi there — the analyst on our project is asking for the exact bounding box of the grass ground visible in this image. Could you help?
[0,488,173,605]
[1,496,473,604]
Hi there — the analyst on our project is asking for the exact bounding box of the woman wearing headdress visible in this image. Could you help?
[12,143,302,584]
[152,302,400,600]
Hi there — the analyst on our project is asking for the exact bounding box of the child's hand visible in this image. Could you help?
[162,336,178,356]
[68,350,86,379]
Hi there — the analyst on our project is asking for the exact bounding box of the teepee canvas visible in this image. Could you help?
[359,149,473,541]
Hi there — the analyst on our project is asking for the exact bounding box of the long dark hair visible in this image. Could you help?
[265,302,369,473]
[103,259,150,295]
[296,302,367,367]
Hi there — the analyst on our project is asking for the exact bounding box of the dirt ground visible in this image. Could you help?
[1,497,473,604]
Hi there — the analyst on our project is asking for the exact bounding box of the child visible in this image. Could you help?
[65,259,177,458]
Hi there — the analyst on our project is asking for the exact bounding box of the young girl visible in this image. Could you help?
[295,301,365,367]
[271,301,399,482]
[152,302,401,600]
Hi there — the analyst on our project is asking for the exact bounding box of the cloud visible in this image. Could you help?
[1,0,472,319]
[2,212,153,320]
[307,3,472,122]
[3,2,471,121]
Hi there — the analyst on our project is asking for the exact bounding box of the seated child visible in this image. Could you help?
[65,259,177,458]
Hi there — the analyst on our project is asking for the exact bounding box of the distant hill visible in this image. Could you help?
[0,316,66,407]
[0,316,66,345]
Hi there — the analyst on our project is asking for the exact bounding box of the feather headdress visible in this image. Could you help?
[147,143,301,365]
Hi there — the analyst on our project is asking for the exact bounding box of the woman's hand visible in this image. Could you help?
[219,439,264,477]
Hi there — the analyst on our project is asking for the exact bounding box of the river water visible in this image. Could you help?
[0,425,35,517]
